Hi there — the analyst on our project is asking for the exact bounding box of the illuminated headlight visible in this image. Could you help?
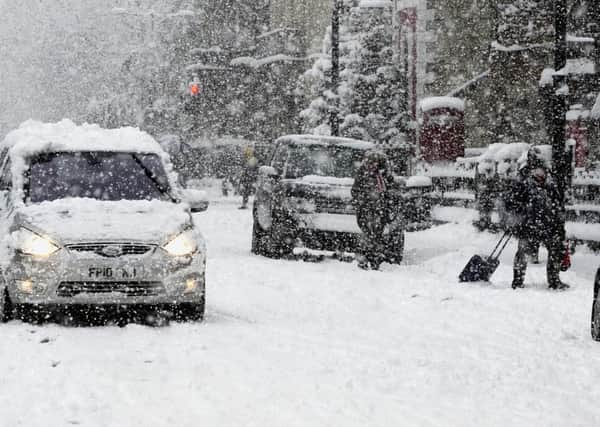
[16,280,48,295]
[14,228,60,257]
[283,197,317,213]
[163,230,198,257]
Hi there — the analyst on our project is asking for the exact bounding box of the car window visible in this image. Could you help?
[285,145,364,179]
[271,144,288,174]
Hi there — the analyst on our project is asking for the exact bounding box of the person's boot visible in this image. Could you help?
[548,254,568,290]
[512,269,525,289]
[548,280,570,290]
[512,268,525,289]
[511,279,525,289]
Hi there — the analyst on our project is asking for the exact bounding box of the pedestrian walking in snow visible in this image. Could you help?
[504,154,568,290]
[352,151,395,270]
[238,145,259,210]
[475,171,497,231]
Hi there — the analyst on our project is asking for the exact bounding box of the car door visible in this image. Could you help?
[255,143,287,230]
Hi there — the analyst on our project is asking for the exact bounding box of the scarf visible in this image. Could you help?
[375,171,386,193]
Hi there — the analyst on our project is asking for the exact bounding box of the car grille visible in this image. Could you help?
[57,281,164,297]
[315,196,355,214]
[66,243,155,257]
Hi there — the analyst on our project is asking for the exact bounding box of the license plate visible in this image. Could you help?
[88,266,142,280]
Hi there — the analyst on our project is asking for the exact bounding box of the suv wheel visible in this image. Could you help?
[251,211,269,255]
[252,208,294,259]
[592,298,600,341]
[0,288,13,323]
[592,270,600,341]
[174,297,205,322]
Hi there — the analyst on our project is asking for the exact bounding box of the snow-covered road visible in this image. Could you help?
[2,200,600,427]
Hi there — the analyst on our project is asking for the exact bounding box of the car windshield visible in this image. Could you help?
[285,145,365,179]
[26,152,171,204]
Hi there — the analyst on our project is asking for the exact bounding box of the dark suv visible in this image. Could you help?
[251,135,427,260]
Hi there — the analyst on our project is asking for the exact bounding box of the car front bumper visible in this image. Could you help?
[5,244,206,306]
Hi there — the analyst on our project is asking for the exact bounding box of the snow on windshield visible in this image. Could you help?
[285,145,364,179]
[26,152,171,203]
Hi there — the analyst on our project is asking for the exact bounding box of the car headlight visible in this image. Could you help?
[163,230,198,256]
[15,228,60,257]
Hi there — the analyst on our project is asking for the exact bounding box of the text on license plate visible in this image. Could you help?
[88,267,142,280]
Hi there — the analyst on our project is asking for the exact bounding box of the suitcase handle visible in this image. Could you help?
[489,231,511,261]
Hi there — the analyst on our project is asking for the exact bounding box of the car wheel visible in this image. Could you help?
[592,270,600,341]
[15,304,47,324]
[174,298,205,322]
[0,288,14,323]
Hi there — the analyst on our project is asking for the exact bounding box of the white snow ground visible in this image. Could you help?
[2,196,600,427]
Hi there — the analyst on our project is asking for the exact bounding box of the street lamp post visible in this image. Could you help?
[552,0,569,200]
[330,0,342,137]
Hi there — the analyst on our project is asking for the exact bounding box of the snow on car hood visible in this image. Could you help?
[15,198,191,244]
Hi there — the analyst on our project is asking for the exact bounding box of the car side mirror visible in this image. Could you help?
[259,165,280,178]
[182,189,209,213]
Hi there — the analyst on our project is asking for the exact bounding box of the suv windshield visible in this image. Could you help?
[285,145,364,179]
[26,152,171,203]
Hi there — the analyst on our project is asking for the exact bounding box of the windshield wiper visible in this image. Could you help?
[131,154,177,203]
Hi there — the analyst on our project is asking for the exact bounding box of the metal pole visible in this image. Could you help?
[330,0,341,136]
[592,2,600,69]
[552,0,569,200]
[391,0,399,63]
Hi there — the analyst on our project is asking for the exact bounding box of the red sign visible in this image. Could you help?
[189,83,201,96]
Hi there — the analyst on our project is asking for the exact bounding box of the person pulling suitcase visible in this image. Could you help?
[503,151,569,290]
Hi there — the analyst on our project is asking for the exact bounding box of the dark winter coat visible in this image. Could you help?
[504,174,564,242]
[351,161,396,235]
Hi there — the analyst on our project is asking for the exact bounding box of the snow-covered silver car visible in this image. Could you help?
[0,121,208,323]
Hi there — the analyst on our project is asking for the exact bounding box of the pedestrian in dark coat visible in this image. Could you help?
[351,151,395,270]
[504,160,568,290]
[239,146,259,209]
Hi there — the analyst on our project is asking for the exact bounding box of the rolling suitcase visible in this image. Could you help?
[459,231,511,282]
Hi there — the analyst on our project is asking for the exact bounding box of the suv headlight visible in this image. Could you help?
[14,228,60,257]
[163,230,198,256]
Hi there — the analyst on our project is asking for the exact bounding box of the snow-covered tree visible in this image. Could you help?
[298,2,410,145]
[485,1,554,145]
[426,0,494,96]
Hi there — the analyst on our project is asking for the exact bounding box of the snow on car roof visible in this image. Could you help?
[358,0,392,9]
[495,142,529,161]
[2,119,165,159]
[276,134,375,150]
